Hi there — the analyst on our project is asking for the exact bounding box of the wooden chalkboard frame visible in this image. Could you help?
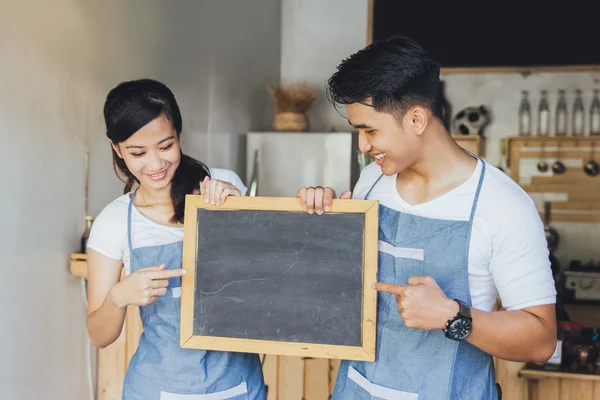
[180,196,379,361]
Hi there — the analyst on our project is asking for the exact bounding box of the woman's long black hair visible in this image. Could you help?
[103,78,210,223]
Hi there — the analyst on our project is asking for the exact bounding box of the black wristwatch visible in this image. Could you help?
[443,299,472,341]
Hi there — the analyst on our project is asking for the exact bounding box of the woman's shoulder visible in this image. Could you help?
[87,194,131,259]
[91,194,132,237]
[96,193,132,221]
[209,168,248,195]
[209,167,241,181]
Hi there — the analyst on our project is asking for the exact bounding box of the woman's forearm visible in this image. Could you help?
[87,287,127,349]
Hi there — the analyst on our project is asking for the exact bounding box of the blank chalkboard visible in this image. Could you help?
[180,196,379,361]
[372,0,600,71]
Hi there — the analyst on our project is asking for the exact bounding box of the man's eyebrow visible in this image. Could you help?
[348,120,373,129]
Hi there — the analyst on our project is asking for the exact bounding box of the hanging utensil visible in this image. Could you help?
[537,141,549,172]
[544,201,559,252]
[552,141,566,174]
[584,140,599,177]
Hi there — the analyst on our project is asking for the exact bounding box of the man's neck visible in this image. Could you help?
[397,128,478,205]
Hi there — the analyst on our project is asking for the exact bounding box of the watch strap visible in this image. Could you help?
[454,299,472,320]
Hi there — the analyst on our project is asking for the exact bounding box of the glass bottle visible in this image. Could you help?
[555,90,568,136]
[537,90,550,136]
[519,90,531,136]
[572,89,585,136]
[80,216,94,253]
[590,89,600,136]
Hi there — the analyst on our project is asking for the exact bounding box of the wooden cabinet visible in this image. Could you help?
[71,254,340,400]
[72,254,142,400]
[503,136,600,399]
[520,369,600,400]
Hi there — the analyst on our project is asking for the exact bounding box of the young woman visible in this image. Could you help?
[86,79,265,400]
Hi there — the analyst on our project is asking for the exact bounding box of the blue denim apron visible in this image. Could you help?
[122,192,266,400]
[333,160,498,399]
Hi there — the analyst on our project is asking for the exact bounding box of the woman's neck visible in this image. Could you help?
[137,184,172,206]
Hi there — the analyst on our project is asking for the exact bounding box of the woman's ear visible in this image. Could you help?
[109,139,123,159]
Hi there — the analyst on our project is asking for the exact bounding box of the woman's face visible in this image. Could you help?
[112,115,181,192]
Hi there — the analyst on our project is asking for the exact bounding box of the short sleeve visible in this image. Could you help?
[490,204,557,311]
[209,168,248,196]
[352,162,383,200]
[86,201,127,261]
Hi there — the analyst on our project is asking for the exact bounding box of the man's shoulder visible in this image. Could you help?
[481,163,534,207]
[477,162,540,229]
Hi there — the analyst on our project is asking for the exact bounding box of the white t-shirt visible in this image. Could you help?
[353,159,556,312]
[87,168,248,275]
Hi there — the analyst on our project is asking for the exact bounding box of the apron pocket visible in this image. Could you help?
[347,366,418,400]
[160,382,248,400]
[378,240,424,261]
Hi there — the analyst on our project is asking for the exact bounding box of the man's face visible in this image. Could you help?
[347,102,423,176]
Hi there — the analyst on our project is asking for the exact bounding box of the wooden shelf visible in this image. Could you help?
[504,135,600,223]
[519,368,600,382]
[70,253,88,278]
[451,134,481,140]
[505,136,600,165]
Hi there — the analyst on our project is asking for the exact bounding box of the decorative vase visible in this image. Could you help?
[273,112,308,132]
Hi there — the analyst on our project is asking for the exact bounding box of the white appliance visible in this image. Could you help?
[245,131,359,198]
[565,271,600,301]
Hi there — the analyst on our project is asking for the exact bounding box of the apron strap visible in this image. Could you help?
[468,157,486,224]
[364,173,385,200]
[127,191,136,254]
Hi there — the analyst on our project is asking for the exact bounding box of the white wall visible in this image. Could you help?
[0,2,97,399]
[87,0,281,216]
[280,0,369,132]
[279,0,600,267]
[201,1,282,175]
[0,1,280,399]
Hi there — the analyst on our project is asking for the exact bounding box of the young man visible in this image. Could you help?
[297,36,557,399]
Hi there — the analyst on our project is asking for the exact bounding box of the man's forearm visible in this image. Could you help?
[466,305,557,364]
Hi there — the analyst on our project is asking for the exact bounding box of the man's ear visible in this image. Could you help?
[407,106,428,137]
[109,139,123,159]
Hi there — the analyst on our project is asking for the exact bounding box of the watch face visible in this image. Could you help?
[448,318,472,340]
